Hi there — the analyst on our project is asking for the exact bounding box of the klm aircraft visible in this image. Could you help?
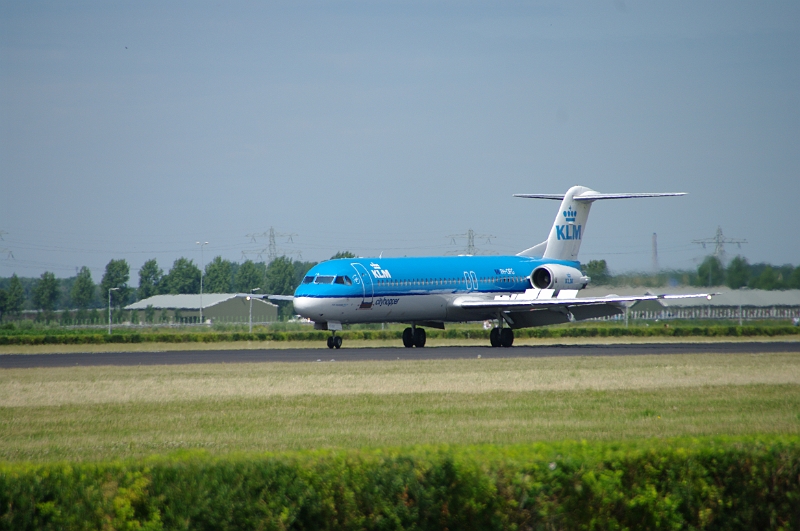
[270,185,712,349]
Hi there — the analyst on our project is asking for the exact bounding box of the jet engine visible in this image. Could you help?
[530,264,590,290]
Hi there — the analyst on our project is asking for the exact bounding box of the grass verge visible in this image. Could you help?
[1,353,798,462]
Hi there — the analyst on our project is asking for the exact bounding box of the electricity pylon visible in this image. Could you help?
[692,226,746,263]
[244,227,298,262]
[446,229,495,255]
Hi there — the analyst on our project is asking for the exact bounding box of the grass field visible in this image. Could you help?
[1,350,798,463]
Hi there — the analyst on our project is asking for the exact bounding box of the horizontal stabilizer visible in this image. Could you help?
[512,194,565,200]
[572,192,686,201]
[514,192,686,201]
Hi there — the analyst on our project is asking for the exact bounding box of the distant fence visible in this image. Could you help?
[601,307,800,322]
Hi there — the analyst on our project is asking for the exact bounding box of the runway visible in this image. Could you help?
[1,342,798,369]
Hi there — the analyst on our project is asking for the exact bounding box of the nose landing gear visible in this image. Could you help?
[326,333,342,349]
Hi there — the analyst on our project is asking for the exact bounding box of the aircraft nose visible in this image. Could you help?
[292,296,321,318]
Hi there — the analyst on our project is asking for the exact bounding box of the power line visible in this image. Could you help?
[446,229,495,256]
[0,230,13,259]
[244,227,298,262]
[691,226,747,263]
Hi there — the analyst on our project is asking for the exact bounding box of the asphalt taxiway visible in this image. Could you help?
[1,342,798,369]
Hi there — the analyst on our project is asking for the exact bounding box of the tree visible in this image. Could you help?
[583,260,611,285]
[725,256,750,289]
[204,256,234,293]
[0,289,6,320]
[696,256,724,286]
[144,304,156,323]
[235,260,263,293]
[5,274,25,315]
[138,259,163,300]
[33,271,59,312]
[330,251,356,260]
[789,267,800,289]
[162,257,201,294]
[100,259,132,308]
[752,265,780,290]
[70,266,96,310]
[265,256,297,295]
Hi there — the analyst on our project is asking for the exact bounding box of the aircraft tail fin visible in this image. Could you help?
[514,186,685,262]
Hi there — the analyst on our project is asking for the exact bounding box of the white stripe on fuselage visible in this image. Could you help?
[293,293,453,323]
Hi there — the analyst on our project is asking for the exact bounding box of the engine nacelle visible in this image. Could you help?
[530,264,590,290]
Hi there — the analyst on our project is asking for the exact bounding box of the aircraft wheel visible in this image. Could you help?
[489,327,500,347]
[413,328,426,348]
[500,328,514,348]
[327,336,334,349]
[333,336,343,349]
[402,327,414,348]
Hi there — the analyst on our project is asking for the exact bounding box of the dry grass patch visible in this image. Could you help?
[1,353,798,407]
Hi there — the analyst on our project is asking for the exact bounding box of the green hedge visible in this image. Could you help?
[1,325,798,346]
[1,438,798,530]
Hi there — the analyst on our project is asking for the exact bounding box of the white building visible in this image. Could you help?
[125,294,278,324]
[580,286,800,321]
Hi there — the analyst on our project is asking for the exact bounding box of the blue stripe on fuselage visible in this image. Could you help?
[293,255,580,298]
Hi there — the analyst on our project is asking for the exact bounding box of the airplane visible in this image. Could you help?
[269,185,713,349]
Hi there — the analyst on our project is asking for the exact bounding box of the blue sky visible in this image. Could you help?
[2,1,798,283]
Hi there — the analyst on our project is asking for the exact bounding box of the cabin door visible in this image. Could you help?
[350,263,374,309]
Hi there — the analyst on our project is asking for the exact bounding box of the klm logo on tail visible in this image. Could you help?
[556,207,582,240]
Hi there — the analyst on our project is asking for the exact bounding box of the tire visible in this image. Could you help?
[489,327,500,347]
[402,327,414,348]
[413,328,427,348]
[333,336,342,349]
[500,328,514,348]
[327,336,334,349]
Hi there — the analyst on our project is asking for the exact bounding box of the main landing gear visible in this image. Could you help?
[326,333,342,349]
[402,326,426,348]
[489,327,514,348]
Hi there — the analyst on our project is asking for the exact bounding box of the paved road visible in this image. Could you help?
[1,342,798,369]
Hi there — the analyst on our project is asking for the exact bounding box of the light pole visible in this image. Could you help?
[247,288,261,333]
[196,241,209,324]
[108,287,119,335]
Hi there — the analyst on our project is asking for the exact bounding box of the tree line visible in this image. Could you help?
[583,256,800,289]
[0,252,357,320]
[2,252,796,320]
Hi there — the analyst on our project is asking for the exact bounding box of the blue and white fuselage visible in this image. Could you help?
[293,255,582,325]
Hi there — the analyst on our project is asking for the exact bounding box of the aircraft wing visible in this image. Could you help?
[266,294,295,301]
[457,291,714,312]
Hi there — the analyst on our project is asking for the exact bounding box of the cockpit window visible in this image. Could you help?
[334,275,353,285]
[315,275,335,284]
[302,276,314,284]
